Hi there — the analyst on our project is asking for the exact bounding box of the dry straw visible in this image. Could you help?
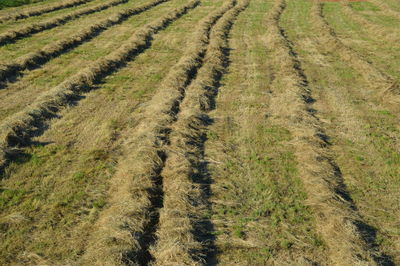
[0,0,128,46]
[0,0,95,23]
[80,0,244,264]
[0,0,168,84]
[150,0,249,264]
[0,0,198,173]
[265,0,385,264]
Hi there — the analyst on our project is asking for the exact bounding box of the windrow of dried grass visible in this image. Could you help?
[340,1,399,42]
[0,0,95,23]
[265,0,384,264]
[310,0,399,100]
[0,0,199,174]
[290,2,400,262]
[149,0,249,264]
[0,0,208,261]
[282,18,398,264]
[0,0,168,85]
[79,0,238,264]
[0,0,128,46]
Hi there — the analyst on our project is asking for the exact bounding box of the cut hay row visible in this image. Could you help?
[0,0,210,261]
[292,30,399,264]
[0,0,95,23]
[0,0,128,46]
[310,0,399,100]
[265,0,384,264]
[367,0,400,20]
[0,0,199,173]
[341,1,399,42]
[201,0,328,263]
[80,0,237,264]
[0,0,168,86]
[150,0,249,264]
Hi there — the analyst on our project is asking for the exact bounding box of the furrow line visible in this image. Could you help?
[310,0,399,99]
[79,0,236,264]
[367,0,400,20]
[266,0,385,264]
[0,0,128,46]
[0,0,95,23]
[341,1,400,42]
[0,0,199,173]
[0,0,168,86]
[150,0,249,264]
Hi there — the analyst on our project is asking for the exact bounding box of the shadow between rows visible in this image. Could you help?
[0,20,172,177]
[279,22,395,266]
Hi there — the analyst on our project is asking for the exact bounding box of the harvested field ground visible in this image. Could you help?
[0,0,399,264]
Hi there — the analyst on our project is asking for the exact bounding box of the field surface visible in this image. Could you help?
[0,0,399,264]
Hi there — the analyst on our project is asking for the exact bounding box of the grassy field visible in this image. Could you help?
[0,0,48,9]
[0,0,399,264]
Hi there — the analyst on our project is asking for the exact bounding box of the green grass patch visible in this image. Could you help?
[210,123,323,263]
[0,188,26,208]
[0,143,116,263]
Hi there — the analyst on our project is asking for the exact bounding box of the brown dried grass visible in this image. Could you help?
[150,0,249,264]
[80,0,247,264]
[0,0,198,173]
